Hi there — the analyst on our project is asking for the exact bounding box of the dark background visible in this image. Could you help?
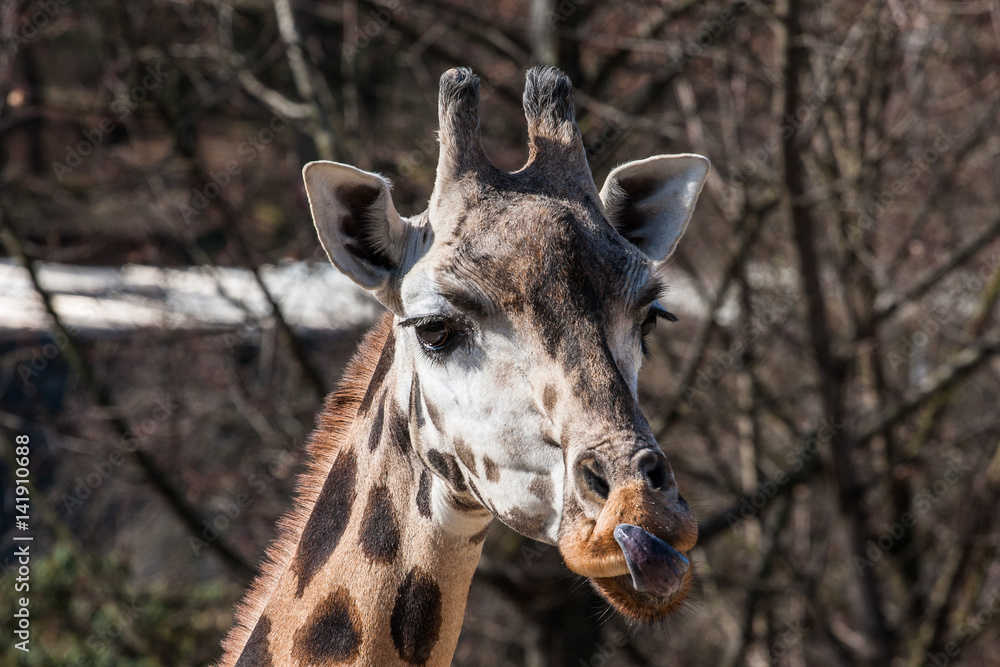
[1,0,999,665]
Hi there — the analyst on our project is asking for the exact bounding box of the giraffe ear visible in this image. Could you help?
[600,154,710,263]
[303,161,410,310]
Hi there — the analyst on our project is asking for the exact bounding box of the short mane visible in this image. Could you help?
[219,313,394,665]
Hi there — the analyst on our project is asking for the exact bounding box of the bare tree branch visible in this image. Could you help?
[0,213,257,581]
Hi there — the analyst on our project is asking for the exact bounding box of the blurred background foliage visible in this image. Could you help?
[1,0,1000,665]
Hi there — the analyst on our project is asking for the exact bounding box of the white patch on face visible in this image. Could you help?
[399,264,451,321]
[394,266,565,544]
[607,313,644,395]
[489,466,565,544]
[429,481,492,537]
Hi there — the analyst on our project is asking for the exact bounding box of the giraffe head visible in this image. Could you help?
[303,67,708,621]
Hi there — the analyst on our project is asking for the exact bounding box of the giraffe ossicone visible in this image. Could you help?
[223,66,709,666]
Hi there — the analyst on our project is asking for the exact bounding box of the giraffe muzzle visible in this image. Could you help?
[558,443,698,620]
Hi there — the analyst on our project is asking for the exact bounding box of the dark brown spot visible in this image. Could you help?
[469,522,491,546]
[416,469,433,519]
[410,374,425,428]
[359,485,401,564]
[387,398,412,456]
[454,438,477,477]
[235,615,273,667]
[360,328,394,413]
[424,397,443,432]
[502,507,546,536]
[390,568,443,664]
[292,588,362,665]
[292,449,357,597]
[529,474,553,502]
[542,384,558,412]
[368,395,386,451]
[466,478,487,508]
[427,449,467,492]
[448,491,482,512]
[483,455,500,483]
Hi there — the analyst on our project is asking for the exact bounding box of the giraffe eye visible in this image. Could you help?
[640,313,658,338]
[415,320,457,353]
[639,306,676,357]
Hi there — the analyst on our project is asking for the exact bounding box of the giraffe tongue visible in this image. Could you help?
[613,524,689,598]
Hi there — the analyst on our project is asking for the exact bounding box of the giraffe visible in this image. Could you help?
[221,66,709,666]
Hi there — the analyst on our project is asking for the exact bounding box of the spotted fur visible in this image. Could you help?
[291,588,362,664]
[291,448,358,597]
[220,316,392,663]
[358,485,401,564]
[390,568,443,665]
[234,615,272,667]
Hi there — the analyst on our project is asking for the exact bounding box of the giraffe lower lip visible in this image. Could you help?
[564,555,631,579]
[613,523,689,598]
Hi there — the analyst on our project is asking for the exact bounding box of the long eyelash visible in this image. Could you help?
[640,324,655,359]
[640,307,677,359]
[398,315,440,329]
[656,309,678,323]
[398,314,475,331]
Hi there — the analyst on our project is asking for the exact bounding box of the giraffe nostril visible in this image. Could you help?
[582,460,610,500]
[639,453,669,491]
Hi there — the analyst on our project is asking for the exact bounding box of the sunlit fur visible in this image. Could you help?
[223,66,710,665]
[220,316,392,664]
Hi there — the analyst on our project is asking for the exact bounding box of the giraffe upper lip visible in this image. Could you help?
[613,523,690,598]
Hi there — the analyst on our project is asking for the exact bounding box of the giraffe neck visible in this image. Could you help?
[223,315,492,666]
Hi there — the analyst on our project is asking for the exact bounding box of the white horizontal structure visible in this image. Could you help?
[0,259,716,336]
[0,259,382,336]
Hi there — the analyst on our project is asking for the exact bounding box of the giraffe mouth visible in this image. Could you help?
[612,523,690,599]
[557,480,698,620]
[560,522,695,621]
